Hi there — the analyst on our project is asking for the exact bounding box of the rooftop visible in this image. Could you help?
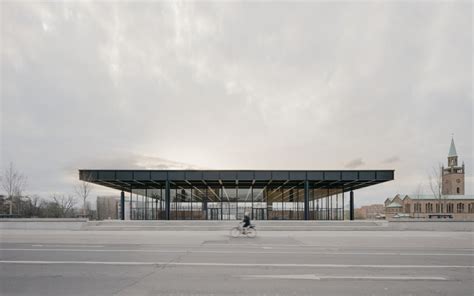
[79,169,395,192]
[387,201,403,208]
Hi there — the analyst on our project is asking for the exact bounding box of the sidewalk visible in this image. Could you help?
[1,219,473,231]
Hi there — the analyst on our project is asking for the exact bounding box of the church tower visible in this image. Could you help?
[442,137,465,195]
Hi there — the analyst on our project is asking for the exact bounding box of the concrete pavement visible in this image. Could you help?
[2,219,473,231]
[0,229,473,295]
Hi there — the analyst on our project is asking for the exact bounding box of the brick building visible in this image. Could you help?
[385,194,474,220]
[355,204,385,219]
[385,138,473,220]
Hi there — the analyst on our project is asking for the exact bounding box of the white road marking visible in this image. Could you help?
[244,274,321,280]
[0,248,472,257]
[42,245,104,248]
[26,244,104,248]
[241,274,448,281]
[0,260,472,269]
[205,243,474,250]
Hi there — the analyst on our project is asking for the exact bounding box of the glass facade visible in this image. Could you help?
[127,184,345,221]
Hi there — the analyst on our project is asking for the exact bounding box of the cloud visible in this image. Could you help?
[69,153,201,171]
[1,1,472,203]
[344,158,365,169]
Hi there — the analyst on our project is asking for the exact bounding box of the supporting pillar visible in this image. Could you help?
[120,191,125,220]
[204,188,208,220]
[342,188,345,220]
[144,188,148,220]
[129,188,133,220]
[304,180,309,220]
[350,190,354,221]
[250,186,254,220]
[165,180,171,220]
[220,187,223,220]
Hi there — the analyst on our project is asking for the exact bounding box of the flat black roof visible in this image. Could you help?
[79,169,394,192]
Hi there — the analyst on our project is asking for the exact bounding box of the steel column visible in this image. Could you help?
[342,187,345,220]
[304,180,309,220]
[204,188,208,220]
[120,191,125,220]
[251,186,254,220]
[129,188,132,220]
[220,187,223,220]
[350,190,354,221]
[165,180,171,220]
[145,188,148,220]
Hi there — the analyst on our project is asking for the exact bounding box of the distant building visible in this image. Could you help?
[355,204,385,219]
[442,138,465,195]
[96,196,119,220]
[384,194,474,220]
[385,137,473,220]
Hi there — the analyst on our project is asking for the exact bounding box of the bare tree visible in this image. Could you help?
[413,182,424,218]
[29,195,42,217]
[1,162,27,215]
[414,182,424,197]
[51,194,77,217]
[428,163,444,213]
[75,176,92,216]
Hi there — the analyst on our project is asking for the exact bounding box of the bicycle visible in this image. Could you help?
[230,223,257,238]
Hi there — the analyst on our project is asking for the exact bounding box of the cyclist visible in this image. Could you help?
[242,212,251,233]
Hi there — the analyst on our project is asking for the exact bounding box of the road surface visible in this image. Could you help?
[0,229,473,295]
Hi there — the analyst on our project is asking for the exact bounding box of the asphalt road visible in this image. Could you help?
[0,229,473,296]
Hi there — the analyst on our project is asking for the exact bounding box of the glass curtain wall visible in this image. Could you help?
[130,188,165,220]
[308,188,344,220]
[128,185,346,220]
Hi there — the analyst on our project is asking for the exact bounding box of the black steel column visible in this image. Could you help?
[220,187,223,220]
[129,188,132,220]
[251,186,254,220]
[190,188,193,220]
[350,190,354,221]
[144,188,148,220]
[342,187,344,220]
[304,180,309,220]
[204,188,208,220]
[165,180,171,220]
[159,188,163,219]
[120,191,125,220]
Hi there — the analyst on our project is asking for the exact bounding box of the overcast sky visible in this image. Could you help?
[1,1,472,206]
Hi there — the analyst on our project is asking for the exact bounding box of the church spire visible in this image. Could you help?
[447,136,458,167]
[448,137,457,157]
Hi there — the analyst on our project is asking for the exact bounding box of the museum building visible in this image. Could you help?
[79,169,394,221]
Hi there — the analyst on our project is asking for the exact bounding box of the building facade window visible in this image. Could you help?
[435,203,444,213]
[425,203,433,213]
[457,203,464,213]
[457,187,460,194]
[414,203,421,213]
[447,203,454,213]
[469,203,474,214]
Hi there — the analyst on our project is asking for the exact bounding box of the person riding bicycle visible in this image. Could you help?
[242,212,251,233]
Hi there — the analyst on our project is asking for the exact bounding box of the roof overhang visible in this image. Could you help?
[79,169,394,193]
